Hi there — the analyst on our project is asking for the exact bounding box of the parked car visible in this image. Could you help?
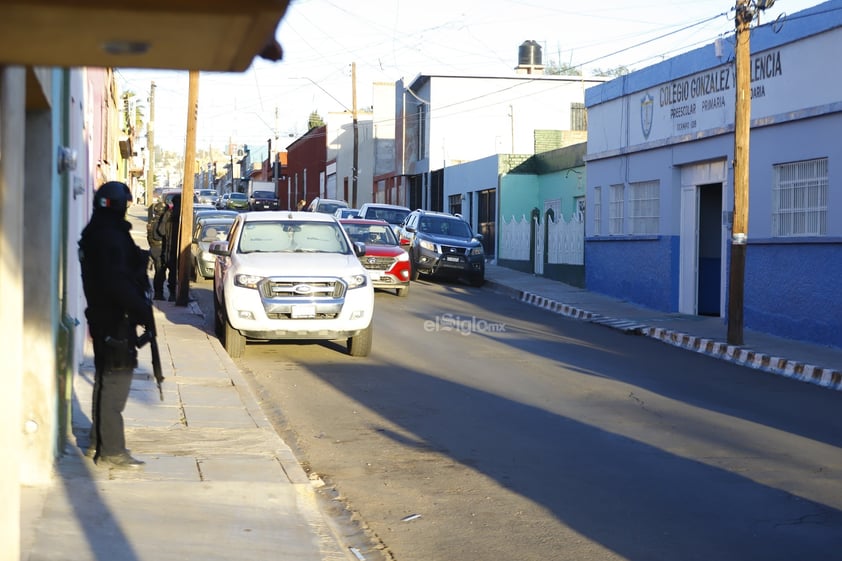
[399,209,485,286]
[340,218,410,297]
[197,189,218,205]
[334,208,360,219]
[225,192,250,211]
[356,203,411,236]
[249,190,280,211]
[192,203,216,215]
[193,209,239,234]
[209,211,374,358]
[216,193,230,209]
[191,217,235,280]
[307,197,348,215]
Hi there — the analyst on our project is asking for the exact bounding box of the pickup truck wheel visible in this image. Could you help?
[410,262,420,281]
[224,318,245,358]
[469,273,485,287]
[347,324,373,357]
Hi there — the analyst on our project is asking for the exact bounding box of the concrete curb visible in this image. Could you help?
[487,280,842,392]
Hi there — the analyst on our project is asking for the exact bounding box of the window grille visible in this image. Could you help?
[628,180,660,234]
[592,187,601,235]
[571,102,587,131]
[772,158,827,237]
[449,194,462,216]
[609,184,624,235]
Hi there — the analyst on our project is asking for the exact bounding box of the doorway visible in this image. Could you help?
[679,160,726,316]
[697,183,722,316]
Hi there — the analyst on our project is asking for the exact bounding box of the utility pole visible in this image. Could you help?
[351,61,359,208]
[177,70,199,307]
[145,81,156,207]
[727,0,774,344]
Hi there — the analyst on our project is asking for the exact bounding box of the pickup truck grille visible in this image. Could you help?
[441,244,468,256]
[261,279,346,299]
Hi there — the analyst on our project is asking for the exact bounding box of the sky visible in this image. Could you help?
[115,0,824,155]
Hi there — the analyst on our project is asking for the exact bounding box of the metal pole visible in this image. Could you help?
[351,62,359,207]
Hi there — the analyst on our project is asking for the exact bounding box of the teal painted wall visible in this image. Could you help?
[500,165,585,224]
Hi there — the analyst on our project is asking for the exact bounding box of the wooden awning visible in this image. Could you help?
[0,0,290,71]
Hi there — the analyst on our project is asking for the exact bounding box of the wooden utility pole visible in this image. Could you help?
[727,0,752,345]
[177,70,199,307]
[145,81,156,207]
[351,61,359,208]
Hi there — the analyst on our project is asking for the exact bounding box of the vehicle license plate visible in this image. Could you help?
[291,304,316,318]
[445,256,461,262]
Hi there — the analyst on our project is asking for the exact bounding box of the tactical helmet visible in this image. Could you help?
[93,181,131,214]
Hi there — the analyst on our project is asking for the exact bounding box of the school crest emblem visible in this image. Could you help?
[641,92,654,139]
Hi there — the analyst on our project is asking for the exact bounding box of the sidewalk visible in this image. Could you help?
[483,263,842,391]
[21,297,357,561]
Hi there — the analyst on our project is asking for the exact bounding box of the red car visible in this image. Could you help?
[340,218,410,297]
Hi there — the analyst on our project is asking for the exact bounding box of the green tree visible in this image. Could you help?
[593,66,630,78]
[544,60,582,76]
[307,111,325,129]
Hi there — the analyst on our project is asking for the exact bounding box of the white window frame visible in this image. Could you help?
[772,158,828,237]
[592,187,602,235]
[628,180,660,235]
[608,183,624,235]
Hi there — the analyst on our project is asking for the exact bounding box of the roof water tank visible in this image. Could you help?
[518,40,542,66]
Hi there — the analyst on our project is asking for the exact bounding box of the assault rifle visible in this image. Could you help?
[134,248,164,400]
[136,312,164,401]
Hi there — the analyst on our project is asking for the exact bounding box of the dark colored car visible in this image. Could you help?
[340,218,410,297]
[249,190,279,211]
[398,209,485,287]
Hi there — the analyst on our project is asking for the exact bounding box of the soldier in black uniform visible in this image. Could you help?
[147,197,167,299]
[153,193,181,301]
[79,181,153,468]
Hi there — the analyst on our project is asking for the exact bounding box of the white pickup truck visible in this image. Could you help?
[210,211,374,358]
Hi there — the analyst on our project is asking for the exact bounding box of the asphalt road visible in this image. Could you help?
[191,276,842,561]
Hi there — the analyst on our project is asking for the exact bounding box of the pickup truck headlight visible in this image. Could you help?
[419,239,438,252]
[234,274,264,289]
[469,246,484,256]
[344,273,368,289]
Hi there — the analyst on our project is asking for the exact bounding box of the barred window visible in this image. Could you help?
[449,194,462,216]
[628,180,660,234]
[571,102,587,131]
[772,158,827,237]
[592,187,602,235]
[609,184,624,235]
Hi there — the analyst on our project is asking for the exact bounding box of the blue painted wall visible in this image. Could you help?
[746,243,842,347]
[586,236,679,312]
